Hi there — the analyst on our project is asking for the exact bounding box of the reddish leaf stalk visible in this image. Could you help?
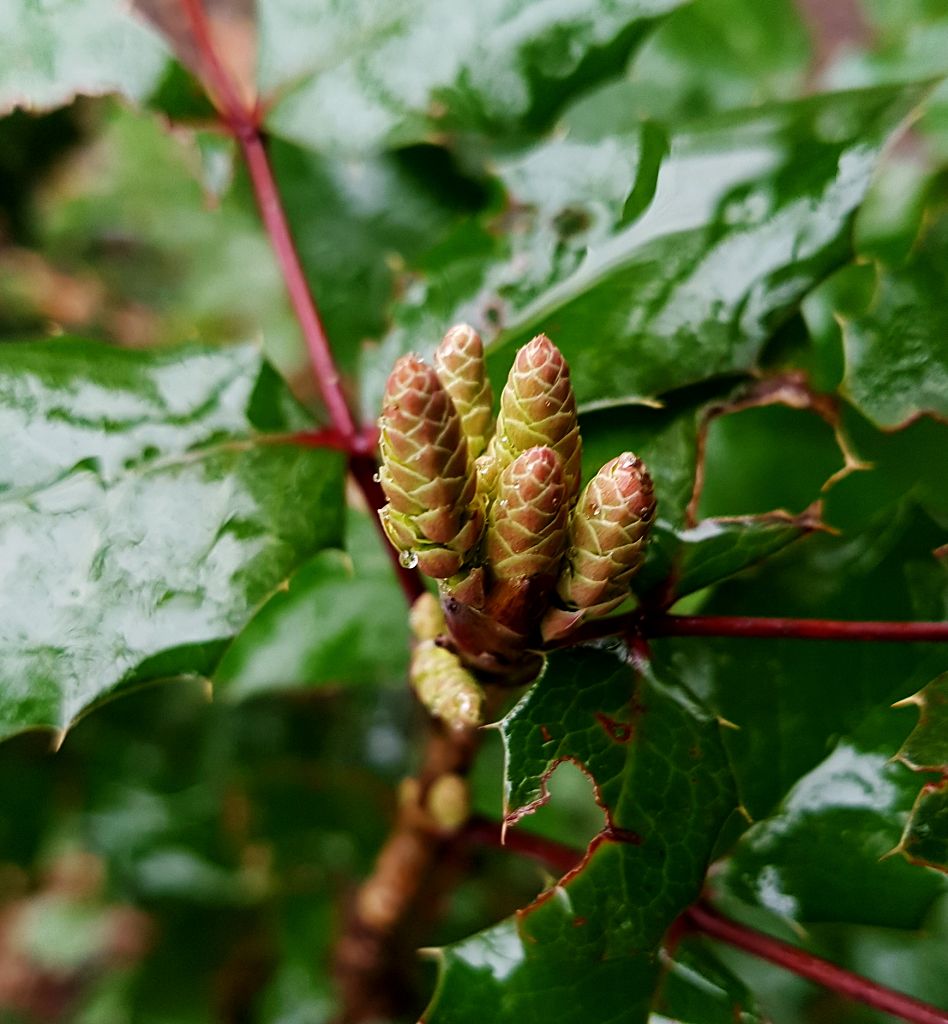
[179,0,423,604]
[685,902,948,1024]
[466,822,948,1024]
[648,615,948,644]
[464,815,582,875]
[237,129,360,448]
[564,613,948,646]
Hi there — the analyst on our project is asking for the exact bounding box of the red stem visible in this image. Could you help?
[685,902,948,1024]
[238,131,361,449]
[179,0,424,604]
[649,615,948,644]
[465,822,948,1024]
[180,0,356,444]
[564,613,948,646]
[464,815,582,875]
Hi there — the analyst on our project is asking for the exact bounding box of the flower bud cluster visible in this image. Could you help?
[378,326,656,673]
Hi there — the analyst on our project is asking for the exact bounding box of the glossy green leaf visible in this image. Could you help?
[424,647,737,1023]
[214,509,410,697]
[653,506,948,824]
[721,721,945,928]
[896,673,948,774]
[260,0,686,155]
[0,0,168,116]
[696,404,845,519]
[0,339,344,740]
[364,84,925,417]
[899,782,948,872]
[655,506,948,940]
[626,0,811,123]
[823,407,948,533]
[837,215,948,427]
[652,937,766,1024]
[639,515,812,603]
[893,673,948,873]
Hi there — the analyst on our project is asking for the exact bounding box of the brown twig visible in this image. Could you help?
[333,720,482,1023]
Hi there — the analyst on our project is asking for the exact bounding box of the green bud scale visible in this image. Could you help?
[542,452,656,641]
[484,335,582,504]
[410,640,484,729]
[486,445,569,585]
[378,354,482,578]
[434,324,493,461]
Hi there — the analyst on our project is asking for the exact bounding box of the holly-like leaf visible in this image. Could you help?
[639,514,813,603]
[652,505,948,823]
[899,782,948,872]
[837,214,948,428]
[823,407,948,533]
[260,0,687,155]
[0,339,344,741]
[363,83,927,417]
[652,936,767,1024]
[721,728,945,929]
[895,673,948,774]
[0,0,168,116]
[423,646,737,1023]
[893,673,948,873]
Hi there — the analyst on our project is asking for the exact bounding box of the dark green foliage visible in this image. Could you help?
[1,2,946,1022]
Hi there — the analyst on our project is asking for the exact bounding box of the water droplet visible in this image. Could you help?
[372,471,382,483]
[498,498,509,509]
[591,503,602,516]
[399,549,419,569]
[501,434,511,447]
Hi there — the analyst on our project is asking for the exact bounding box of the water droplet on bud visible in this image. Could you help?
[372,471,382,483]
[399,549,419,569]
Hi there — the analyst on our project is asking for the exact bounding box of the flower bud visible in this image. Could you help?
[426,773,469,832]
[410,640,484,729]
[486,335,582,503]
[409,592,444,642]
[378,354,482,578]
[542,453,656,641]
[486,446,569,585]
[434,324,493,461]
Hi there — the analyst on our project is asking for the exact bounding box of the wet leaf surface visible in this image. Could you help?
[0,0,168,116]
[260,0,687,154]
[0,340,344,740]
[363,84,926,417]
[424,646,737,1024]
